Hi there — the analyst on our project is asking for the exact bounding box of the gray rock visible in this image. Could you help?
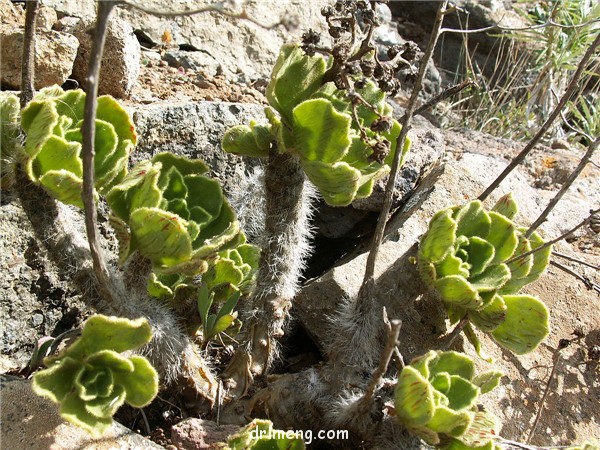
[0,375,164,450]
[0,27,79,90]
[37,5,58,30]
[70,15,140,98]
[171,418,239,450]
[128,101,266,195]
[43,0,330,81]
[0,191,89,373]
[162,50,225,78]
[0,0,24,27]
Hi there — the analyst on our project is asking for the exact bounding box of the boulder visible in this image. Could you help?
[171,418,239,450]
[0,0,24,27]
[37,5,58,30]
[70,15,140,98]
[0,375,164,450]
[42,0,330,82]
[0,27,79,90]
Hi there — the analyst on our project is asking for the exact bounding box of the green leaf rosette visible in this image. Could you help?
[107,152,244,273]
[32,315,158,437]
[222,44,411,207]
[394,350,502,447]
[417,194,551,355]
[20,86,135,207]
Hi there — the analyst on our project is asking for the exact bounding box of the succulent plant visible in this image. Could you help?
[106,152,243,273]
[225,419,305,450]
[394,350,502,447]
[222,44,410,207]
[32,315,158,436]
[20,86,135,208]
[417,194,551,355]
[1,93,22,189]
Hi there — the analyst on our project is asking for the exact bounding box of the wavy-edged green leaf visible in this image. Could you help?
[505,234,534,282]
[421,209,458,263]
[501,230,551,294]
[444,376,479,411]
[491,295,549,354]
[114,355,158,407]
[491,192,518,220]
[453,410,502,449]
[469,294,506,332]
[222,122,272,158]
[39,170,85,208]
[59,392,114,437]
[292,98,352,163]
[266,44,328,125]
[427,404,474,437]
[428,351,475,381]
[486,211,518,264]
[465,236,495,276]
[469,264,511,293]
[454,201,492,239]
[32,357,82,403]
[64,315,153,358]
[21,100,59,157]
[435,252,470,279]
[129,207,192,267]
[153,152,209,181]
[395,366,436,426]
[97,95,137,146]
[471,371,503,395]
[301,159,361,206]
[435,275,482,309]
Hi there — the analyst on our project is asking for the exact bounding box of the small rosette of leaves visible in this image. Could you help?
[417,194,551,355]
[222,44,410,207]
[394,350,502,448]
[106,152,242,273]
[20,86,135,208]
[225,419,305,450]
[32,315,158,437]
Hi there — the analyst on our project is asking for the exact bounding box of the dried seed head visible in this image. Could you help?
[360,58,376,77]
[302,28,321,46]
[387,44,402,60]
[401,42,419,61]
[371,116,393,133]
[369,138,391,163]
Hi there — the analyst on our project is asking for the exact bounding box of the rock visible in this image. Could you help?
[162,50,225,78]
[0,27,79,90]
[0,375,164,449]
[0,191,90,372]
[43,0,330,81]
[171,418,239,450]
[0,0,24,27]
[37,5,58,30]
[52,15,81,33]
[70,15,140,98]
[128,101,265,195]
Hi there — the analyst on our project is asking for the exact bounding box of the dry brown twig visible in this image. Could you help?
[20,0,39,108]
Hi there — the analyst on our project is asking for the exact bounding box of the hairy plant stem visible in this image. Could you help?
[224,151,312,397]
[20,0,39,108]
[357,0,448,313]
[81,1,118,304]
[478,32,600,202]
[525,136,599,238]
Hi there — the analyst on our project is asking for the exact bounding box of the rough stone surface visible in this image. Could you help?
[43,0,330,82]
[0,191,90,373]
[171,418,239,450]
[162,50,224,78]
[71,15,140,98]
[0,0,24,27]
[37,5,58,30]
[0,27,79,90]
[0,375,164,450]
[128,100,265,195]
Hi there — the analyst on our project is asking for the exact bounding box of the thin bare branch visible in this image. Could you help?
[120,0,285,29]
[401,78,477,122]
[81,1,118,303]
[361,309,402,407]
[550,260,600,294]
[552,251,600,271]
[526,343,565,443]
[357,0,449,311]
[20,1,39,108]
[505,208,600,265]
[478,32,600,201]
[526,136,599,237]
